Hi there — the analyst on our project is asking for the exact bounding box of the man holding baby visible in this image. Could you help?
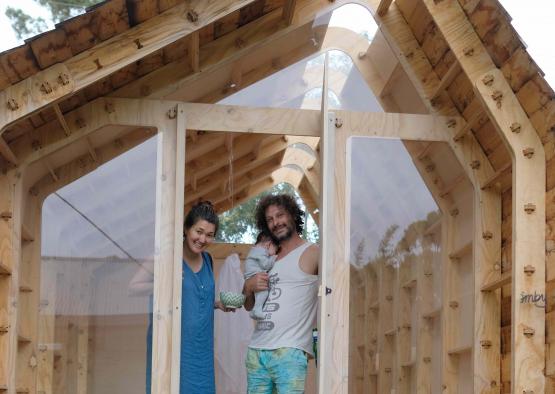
[242,194,319,394]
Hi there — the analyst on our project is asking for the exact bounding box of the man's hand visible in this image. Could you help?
[215,300,237,312]
[243,272,269,311]
[245,272,269,294]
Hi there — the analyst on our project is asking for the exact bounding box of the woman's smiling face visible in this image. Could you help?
[184,219,216,254]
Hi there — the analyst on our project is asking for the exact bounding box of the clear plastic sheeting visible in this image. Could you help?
[41,136,158,394]
[347,138,442,394]
[214,253,253,394]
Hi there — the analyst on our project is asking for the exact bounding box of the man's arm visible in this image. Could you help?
[242,272,269,311]
[299,244,319,276]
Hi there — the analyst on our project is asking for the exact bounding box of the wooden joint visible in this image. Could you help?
[524,203,536,214]
[167,106,178,119]
[7,98,19,111]
[134,38,143,49]
[482,74,494,86]
[510,122,521,133]
[480,340,492,349]
[447,119,457,128]
[450,208,459,217]
[482,231,493,240]
[334,118,343,128]
[449,301,459,308]
[0,211,12,220]
[40,81,53,94]
[523,147,535,158]
[524,265,536,276]
[523,327,535,338]
[423,356,431,363]
[187,10,199,22]
[470,160,481,169]
[463,46,474,56]
[58,73,70,85]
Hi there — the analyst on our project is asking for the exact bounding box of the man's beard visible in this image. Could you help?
[272,223,294,241]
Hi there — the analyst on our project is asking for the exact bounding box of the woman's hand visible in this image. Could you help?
[245,272,269,294]
[215,300,237,312]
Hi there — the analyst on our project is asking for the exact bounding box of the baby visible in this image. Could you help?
[244,232,279,320]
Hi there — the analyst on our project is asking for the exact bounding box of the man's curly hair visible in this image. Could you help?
[255,194,305,238]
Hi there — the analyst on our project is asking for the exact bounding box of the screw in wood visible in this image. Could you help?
[76,118,86,129]
[134,38,143,49]
[523,265,536,276]
[335,118,343,128]
[523,147,535,158]
[167,106,177,119]
[385,367,392,373]
[423,356,431,363]
[38,344,47,352]
[31,140,42,151]
[463,47,474,56]
[524,203,536,214]
[491,91,503,108]
[187,10,199,22]
[470,160,481,169]
[450,208,459,217]
[104,101,115,114]
[425,163,435,172]
[7,98,19,111]
[58,73,70,85]
[480,340,492,349]
[0,211,12,220]
[482,74,494,86]
[510,122,521,133]
[523,327,535,338]
[449,301,459,308]
[482,231,493,240]
[447,119,457,128]
[40,81,53,94]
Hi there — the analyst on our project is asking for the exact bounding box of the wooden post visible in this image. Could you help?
[37,268,57,394]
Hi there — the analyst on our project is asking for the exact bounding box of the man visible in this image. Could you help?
[243,194,319,393]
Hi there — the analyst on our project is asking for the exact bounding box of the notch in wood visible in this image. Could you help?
[0,211,12,220]
[423,356,431,363]
[523,148,535,158]
[510,122,521,133]
[523,327,535,338]
[482,231,493,240]
[7,98,19,111]
[482,74,494,86]
[480,340,492,349]
[524,265,536,276]
[134,38,143,49]
[187,10,199,22]
[470,160,481,169]
[449,301,459,308]
[524,203,536,214]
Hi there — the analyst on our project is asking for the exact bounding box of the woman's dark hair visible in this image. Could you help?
[184,201,219,233]
[255,194,304,237]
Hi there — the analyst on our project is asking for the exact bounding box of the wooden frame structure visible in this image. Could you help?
[0,0,553,393]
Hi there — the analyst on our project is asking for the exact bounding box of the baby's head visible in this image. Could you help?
[255,232,279,256]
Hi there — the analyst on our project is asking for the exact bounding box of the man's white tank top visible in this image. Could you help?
[249,242,318,356]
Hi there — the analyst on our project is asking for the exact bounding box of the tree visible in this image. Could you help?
[216,182,319,244]
[6,0,100,40]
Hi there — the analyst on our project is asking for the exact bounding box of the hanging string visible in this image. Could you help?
[228,135,235,210]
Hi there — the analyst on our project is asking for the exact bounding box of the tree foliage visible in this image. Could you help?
[216,182,319,244]
[6,0,100,40]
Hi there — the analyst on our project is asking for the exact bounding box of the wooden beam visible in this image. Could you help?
[189,31,200,73]
[282,0,298,25]
[377,0,394,16]
[0,137,17,166]
[52,104,71,137]
[431,61,461,100]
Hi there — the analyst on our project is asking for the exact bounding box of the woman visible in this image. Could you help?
[130,201,233,393]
